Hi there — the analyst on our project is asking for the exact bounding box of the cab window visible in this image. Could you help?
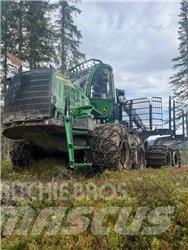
[91,68,112,99]
[74,74,88,91]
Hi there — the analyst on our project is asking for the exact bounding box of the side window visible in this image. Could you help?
[91,68,112,99]
[75,74,88,91]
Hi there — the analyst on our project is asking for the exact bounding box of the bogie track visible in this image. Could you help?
[146,145,181,168]
[88,124,146,170]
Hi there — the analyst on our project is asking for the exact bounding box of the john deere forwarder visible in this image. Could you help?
[2,59,181,170]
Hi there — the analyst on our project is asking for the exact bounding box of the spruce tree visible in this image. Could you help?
[24,1,55,69]
[170,1,188,113]
[1,0,56,72]
[1,1,17,81]
[1,1,18,158]
[54,0,85,73]
[12,0,27,60]
[1,0,85,73]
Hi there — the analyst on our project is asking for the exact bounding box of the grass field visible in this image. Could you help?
[1,159,188,250]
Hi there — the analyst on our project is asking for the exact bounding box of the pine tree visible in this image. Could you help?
[54,0,85,73]
[170,1,188,113]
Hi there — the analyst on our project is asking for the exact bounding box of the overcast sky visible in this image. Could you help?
[74,1,180,104]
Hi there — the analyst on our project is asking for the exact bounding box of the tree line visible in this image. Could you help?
[1,0,85,159]
[1,0,188,127]
[170,0,188,119]
[1,0,85,80]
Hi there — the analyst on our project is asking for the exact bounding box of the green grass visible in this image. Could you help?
[1,159,188,250]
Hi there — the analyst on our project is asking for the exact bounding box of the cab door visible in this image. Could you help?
[88,64,116,119]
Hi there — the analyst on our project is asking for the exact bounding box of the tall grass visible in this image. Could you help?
[1,160,188,250]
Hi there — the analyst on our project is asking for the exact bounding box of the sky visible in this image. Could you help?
[74,1,180,105]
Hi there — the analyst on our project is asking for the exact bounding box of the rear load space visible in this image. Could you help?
[3,69,53,123]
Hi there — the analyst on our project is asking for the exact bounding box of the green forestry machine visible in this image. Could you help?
[2,59,181,170]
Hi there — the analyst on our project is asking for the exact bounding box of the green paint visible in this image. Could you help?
[64,115,75,168]
[50,61,117,168]
[4,60,117,169]
[90,99,115,119]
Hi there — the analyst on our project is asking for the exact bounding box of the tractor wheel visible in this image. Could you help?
[172,150,181,168]
[88,124,131,170]
[166,150,172,166]
[10,141,35,169]
[135,147,146,169]
[146,145,181,168]
[166,148,181,168]
[126,134,146,170]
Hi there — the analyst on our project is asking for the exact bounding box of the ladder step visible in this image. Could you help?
[73,130,88,135]
[74,163,93,168]
[74,145,90,150]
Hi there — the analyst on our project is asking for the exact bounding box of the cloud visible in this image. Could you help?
[75,1,180,103]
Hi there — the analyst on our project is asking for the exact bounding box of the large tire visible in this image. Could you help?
[172,149,181,168]
[88,124,132,170]
[146,145,181,168]
[127,134,146,169]
[135,147,146,169]
[10,141,35,169]
[146,145,168,168]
